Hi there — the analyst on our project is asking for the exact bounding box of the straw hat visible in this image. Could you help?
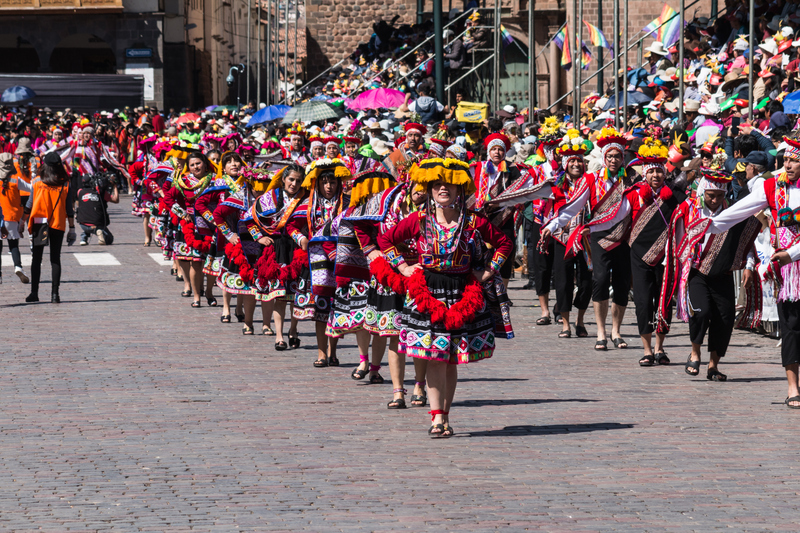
[645,41,669,56]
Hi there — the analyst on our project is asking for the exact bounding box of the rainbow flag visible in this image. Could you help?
[583,20,612,50]
[553,25,592,70]
[553,25,571,69]
[643,3,683,47]
[499,24,515,48]
[579,42,593,70]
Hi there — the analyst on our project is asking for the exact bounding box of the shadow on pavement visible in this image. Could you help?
[464,422,633,437]
[458,377,529,382]
[3,296,157,308]
[453,398,599,407]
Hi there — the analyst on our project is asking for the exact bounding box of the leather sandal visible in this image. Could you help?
[685,357,701,376]
[351,354,369,380]
[387,388,407,409]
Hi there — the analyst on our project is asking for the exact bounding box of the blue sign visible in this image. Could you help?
[126,48,153,59]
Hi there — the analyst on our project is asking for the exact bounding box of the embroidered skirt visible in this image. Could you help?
[363,274,404,337]
[254,235,296,302]
[172,223,204,262]
[399,270,496,365]
[215,239,257,295]
[293,267,332,322]
[202,239,224,277]
[326,279,369,338]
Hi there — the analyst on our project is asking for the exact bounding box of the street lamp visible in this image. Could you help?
[227,63,246,108]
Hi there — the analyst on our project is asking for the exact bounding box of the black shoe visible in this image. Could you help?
[51,293,60,304]
[521,281,535,290]
[25,293,39,303]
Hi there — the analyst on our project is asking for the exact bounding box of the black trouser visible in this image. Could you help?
[528,221,554,294]
[0,238,22,269]
[630,254,668,335]
[30,225,64,295]
[688,270,735,357]
[778,300,800,367]
[590,237,631,306]
[553,241,592,313]
[499,226,517,280]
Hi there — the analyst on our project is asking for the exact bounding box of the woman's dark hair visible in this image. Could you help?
[220,151,244,171]
[40,155,69,187]
[283,163,305,180]
[206,149,222,161]
[186,152,210,175]
[769,100,784,114]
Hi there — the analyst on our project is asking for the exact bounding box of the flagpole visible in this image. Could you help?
[678,0,685,124]
[597,0,603,94]
[572,0,578,122]
[748,0,754,120]
[613,0,619,129]
[529,0,536,112]
[577,0,583,126]
[622,0,628,130]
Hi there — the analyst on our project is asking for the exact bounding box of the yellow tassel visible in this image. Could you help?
[349,176,395,207]
[409,158,475,195]
[252,180,269,194]
[267,167,287,191]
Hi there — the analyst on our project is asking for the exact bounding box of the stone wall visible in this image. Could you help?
[305,0,417,77]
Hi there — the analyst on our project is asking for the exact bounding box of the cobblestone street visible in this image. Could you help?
[0,203,798,531]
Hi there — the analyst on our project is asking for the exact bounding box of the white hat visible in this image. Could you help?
[782,26,795,37]
[759,38,779,56]
[733,39,748,51]
[683,99,701,112]
[594,97,608,110]
[503,104,517,114]
[645,41,669,56]
[699,102,720,116]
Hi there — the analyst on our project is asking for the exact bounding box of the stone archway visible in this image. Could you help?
[49,33,116,74]
[0,34,40,73]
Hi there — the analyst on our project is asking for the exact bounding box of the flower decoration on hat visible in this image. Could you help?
[596,126,628,157]
[243,166,276,194]
[410,157,476,195]
[538,116,564,146]
[303,157,353,189]
[343,120,363,144]
[637,137,669,174]
[288,121,306,138]
[555,129,590,169]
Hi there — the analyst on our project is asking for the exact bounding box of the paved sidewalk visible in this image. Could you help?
[0,202,796,532]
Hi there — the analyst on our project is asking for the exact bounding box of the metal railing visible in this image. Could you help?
[545,0,715,111]
[359,7,485,92]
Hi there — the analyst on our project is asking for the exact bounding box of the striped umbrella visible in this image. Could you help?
[281,101,344,124]
[1,85,36,103]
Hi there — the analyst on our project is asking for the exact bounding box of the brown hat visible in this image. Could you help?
[14,137,33,156]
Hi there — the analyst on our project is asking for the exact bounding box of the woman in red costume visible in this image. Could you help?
[195,152,247,318]
[377,158,513,437]
[286,159,352,365]
[162,152,215,307]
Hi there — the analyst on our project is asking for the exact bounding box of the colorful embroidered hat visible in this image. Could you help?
[596,126,628,157]
[784,136,800,161]
[303,157,352,189]
[483,132,511,152]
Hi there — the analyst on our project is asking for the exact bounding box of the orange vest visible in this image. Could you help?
[14,161,31,195]
[0,178,23,222]
[28,180,67,232]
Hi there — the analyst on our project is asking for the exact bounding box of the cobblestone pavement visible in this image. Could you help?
[0,202,798,532]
